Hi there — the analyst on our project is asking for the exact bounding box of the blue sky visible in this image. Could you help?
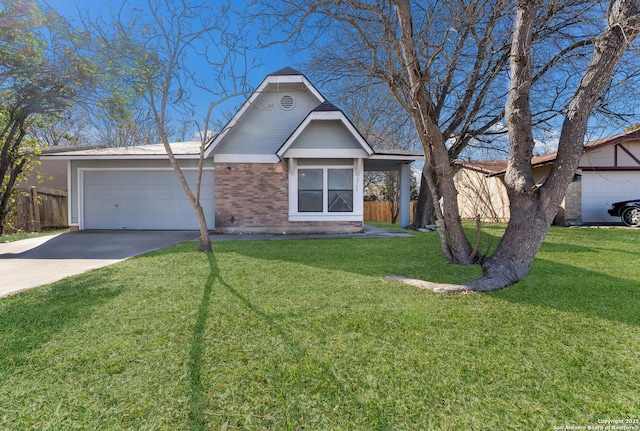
[45,0,300,131]
[47,0,293,74]
[42,0,636,154]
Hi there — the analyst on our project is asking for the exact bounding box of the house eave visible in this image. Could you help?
[368,152,423,162]
[280,148,371,159]
[42,154,200,161]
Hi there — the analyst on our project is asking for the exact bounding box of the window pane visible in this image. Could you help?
[328,169,353,189]
[298,169,323,190]
[328,190,353,212]
[299,191,323,212]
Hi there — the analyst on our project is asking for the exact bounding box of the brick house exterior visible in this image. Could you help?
[213,162,361,233]
[214,163,290,232]
[46,67,421,232]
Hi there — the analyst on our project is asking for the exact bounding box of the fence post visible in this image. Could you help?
[29,186,41,232]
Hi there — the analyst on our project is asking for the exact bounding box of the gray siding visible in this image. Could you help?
[216,90,321,155]
[290,120,362,150]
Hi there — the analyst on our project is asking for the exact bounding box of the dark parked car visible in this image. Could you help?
[608,199,640,227]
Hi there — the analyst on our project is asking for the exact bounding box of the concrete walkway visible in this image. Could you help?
[209,224,415,241]
[0,226,414,298]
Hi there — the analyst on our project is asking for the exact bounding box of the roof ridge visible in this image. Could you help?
[312,101,342,112]
[268,66,303,76]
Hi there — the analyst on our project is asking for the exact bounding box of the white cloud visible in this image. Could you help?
[533,130,560,155]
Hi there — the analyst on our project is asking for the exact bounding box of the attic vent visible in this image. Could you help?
[279,94,295,111]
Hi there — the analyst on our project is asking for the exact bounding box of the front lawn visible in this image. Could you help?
[1,225,638,430]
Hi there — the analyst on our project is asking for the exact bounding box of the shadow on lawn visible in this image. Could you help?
[187,252,392,429]
[215,236,451,281]
[186,255,216,431]
[214,233,639,327]
[491,257,640,326]
[0,271,124,377]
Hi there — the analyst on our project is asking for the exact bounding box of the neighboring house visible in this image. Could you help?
[455,128,640,225]
[454,163,511,223]
[44,67,422,233]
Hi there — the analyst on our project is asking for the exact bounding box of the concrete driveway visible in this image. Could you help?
[0,231,198,298]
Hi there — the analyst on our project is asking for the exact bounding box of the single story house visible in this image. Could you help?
[455,128,640,225]
[44,67,422,233]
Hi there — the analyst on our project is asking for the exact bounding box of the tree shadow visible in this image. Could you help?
[211,236,449,280]
[186,251,391,430]
[209,225,505,282]
[209,233,639,327]
[187,254,216,431]
[490,257,640,326]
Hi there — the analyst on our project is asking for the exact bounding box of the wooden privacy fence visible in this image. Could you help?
[363,200,416,223]
[12,187,68,232]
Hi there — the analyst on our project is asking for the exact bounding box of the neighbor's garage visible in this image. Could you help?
[82,169,215,230]
[581,170,640,223]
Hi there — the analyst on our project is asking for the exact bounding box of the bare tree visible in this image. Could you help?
[466,0,640,291]
[32,112,86,148]
[92,0,253,251]
[256,0,640,290]
[255,0,594,263]
[88,95,159,148]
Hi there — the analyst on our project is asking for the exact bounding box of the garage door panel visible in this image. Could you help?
[582,171,640,223]
[83,170,214,230]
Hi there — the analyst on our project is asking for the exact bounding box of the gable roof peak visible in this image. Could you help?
[313,101,342,112]
[204,67,325,158]
[269,66,304,76]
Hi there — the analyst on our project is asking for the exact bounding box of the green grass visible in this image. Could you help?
[0,228,69,244]
[1,225,639,430]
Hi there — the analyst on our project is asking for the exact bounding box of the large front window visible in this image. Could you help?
[298,167,353,212]
[298,169,323,212]
[328,169,353,212]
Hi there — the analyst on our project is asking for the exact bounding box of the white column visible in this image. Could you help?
[399,163,411,227]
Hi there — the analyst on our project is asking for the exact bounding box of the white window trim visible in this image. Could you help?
[288,158,363,222]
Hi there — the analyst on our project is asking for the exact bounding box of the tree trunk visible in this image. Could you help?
[395,0,474,264]
[411,168,436,229]
[163,145,212,252]
[0,115,29,234]
[194,202,212,252]
[157,127,212,252]
[466,193,553,291]
[459,0,640,292]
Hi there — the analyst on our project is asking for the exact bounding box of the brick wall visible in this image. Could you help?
[214,162,362,233]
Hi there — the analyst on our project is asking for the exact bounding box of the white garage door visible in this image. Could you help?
[582,171,640,223]
[82,170,215,230]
